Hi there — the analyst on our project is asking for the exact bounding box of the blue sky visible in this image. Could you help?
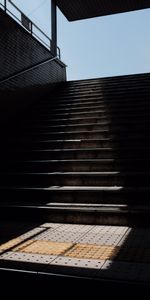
[8,1,150,80]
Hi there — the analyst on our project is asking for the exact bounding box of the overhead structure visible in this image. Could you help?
[56,0,150,21]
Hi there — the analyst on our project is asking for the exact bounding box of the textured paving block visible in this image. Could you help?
[0,238,22,253]
[18,227,45,240]
[14,240,73,256]
[65,244,119,260]
[52,256,104,269]
[13,239,35,252]
[0,251,57,264]
[88,226,129,235]
[55,224,93,233]
[33,229,85,243]
[107,226,129,235]
[78,233,123,246]
[0,228,46,253]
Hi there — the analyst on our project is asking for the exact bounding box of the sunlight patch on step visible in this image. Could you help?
[45,186,124,190]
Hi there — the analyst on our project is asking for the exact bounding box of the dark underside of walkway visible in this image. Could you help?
[56,0,150,21]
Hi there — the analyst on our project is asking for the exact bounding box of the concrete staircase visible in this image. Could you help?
[1,73,150,226]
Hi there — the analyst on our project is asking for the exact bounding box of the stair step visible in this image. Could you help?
[0,202,150,226]
[34,109,150,119]
[23,112,150,124]
[18,122,150,133]
[58,79,150,90]
[35,100,150,112]
[4,138,115,149]
[4,139,115,150]
[38,97,150,111]
[22,117,111,125]
[11,130,112,140]
[1,185,150,203]
[47,89,150,103]
[49,85,150,97]
[22,116,150,127]
[6,139,150,150]
[6,135,150,149]
[11,129,150,140]
[3,148,150,160]
[19,123,112,133]
[3,158,150,172]
[1,171,150,187]
[35,105,150,116]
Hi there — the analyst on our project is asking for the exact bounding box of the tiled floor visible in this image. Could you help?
[0,222,150,284]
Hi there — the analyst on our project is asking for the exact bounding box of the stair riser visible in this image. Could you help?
[20,124,112,132]
[39,96,150,108]
[0,162,116,172]
[5,140,114,150]
[1,188,150,205]
[57,81,150,91]
[1,174,150,187]
[2,160,150,172]
[12,131,112,140]
[57,93,150,102]
[5,150,150,160]
[6,135,150,149]
[19,123,150,133]
[22,117,150,127]
[12,130,150,140]
[36,106,150,117]
[24,113,150,124]
[0,206,149,226]
[48,88,149,101]
[35,101,150,112]
[35,110,150,119]
[0,205,149,226]
[23,118,110,126]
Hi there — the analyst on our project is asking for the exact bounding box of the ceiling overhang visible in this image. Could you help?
[56,0,150,21]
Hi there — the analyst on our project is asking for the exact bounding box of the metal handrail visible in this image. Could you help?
[0,55,63,85]
[8,0,50,40]
[0,0,60,56]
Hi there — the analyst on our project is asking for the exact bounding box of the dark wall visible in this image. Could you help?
[0,9,66,124]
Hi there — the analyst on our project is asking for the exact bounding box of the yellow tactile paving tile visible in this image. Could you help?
[13,240,35,252]
[64,244,120,260]
[0,238,22,252]
[14,240,74,256]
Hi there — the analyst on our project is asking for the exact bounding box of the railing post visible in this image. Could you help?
[30,22,33,35]
[4,0,6,12]
[51,0,57,56]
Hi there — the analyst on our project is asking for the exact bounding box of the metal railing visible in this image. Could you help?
[0,55,64,85]
[0,0,60,58]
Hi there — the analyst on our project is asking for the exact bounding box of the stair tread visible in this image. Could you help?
[2,171,150,175]
[1,186,150,191]
[1,203,150,214]
[4,158,150,163]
